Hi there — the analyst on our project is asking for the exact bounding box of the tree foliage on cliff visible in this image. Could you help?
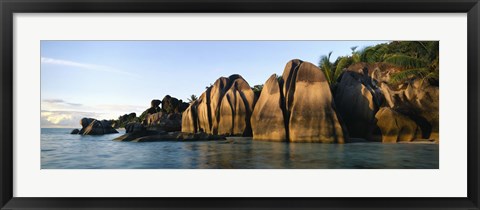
[382,41,439,85]
[318,41,439,86]
[318,51,354,85]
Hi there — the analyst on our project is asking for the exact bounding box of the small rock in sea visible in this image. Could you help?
[70,129,80,134]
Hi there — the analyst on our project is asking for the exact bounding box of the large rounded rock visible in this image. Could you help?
[80,118,95,128]
[209,77,230,134]
[196,91,212,133]
[251,60,346,143]
[282,59,303,115]
[148,99,162,114]
[375,107,420,143]
[181,74,256,137]
[162,95,180,114]
[217,76,256,136]
[250,74,287,141]
[181,100,198,133]
[151,99,161,108]
[334,71,378,138]
[286,61,345,143]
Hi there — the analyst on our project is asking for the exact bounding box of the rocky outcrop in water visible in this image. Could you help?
[147,99,162,114]
[115,131,226,142]
[70,129,80,134]
[114,97,190,141]
[145,112,182,132]
[251,59,346,143]
[71,118,119,135]
[182,74,257,136]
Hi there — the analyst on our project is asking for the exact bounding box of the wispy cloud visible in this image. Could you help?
[41,57,139,78]
[43,99,83,107]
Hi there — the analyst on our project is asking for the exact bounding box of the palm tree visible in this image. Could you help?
[360,44,390,63]
[350,46,362,63]
[332,56,353,85]
[319,51,334,84]
[187,94,198,103]
[382,41,439,84]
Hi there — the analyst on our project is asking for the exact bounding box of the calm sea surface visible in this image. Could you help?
[41,128,439,169]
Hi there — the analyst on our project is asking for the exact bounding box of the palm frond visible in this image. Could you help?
[360,47,375,63]
[333,57,351,83]
[383,54,428,69]
[389,68,429,84]
[321,65,332,84]
[319,54,333,83]
[351,53,361,63]
[350,46,358,53]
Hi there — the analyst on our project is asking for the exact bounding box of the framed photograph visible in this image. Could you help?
[1,0,479,209]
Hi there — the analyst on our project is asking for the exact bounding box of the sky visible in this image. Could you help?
[41,40,387,128]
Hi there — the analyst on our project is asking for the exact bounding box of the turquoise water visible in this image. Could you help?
[41,128,439,169]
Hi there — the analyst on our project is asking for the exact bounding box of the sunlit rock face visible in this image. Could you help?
[209,77,230,135]
[181,74,257,136]
[380,79,439,142]
[217,75,256,136]
[181,100,199,134]
[251,59,346,143]
[375,107,421,143]
[287,61,345,143]
[196,91,211,133]
[250,74,287,141]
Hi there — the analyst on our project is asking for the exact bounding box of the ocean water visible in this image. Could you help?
[41,128,439,169]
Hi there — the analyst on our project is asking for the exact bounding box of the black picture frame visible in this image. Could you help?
[1,0,479,209]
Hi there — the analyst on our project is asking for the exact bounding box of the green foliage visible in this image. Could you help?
[137,110,149,123]
[113,112,138,128]
[360,44,389,63]
[333,56,353,84]
[389,68,429,84]
[350,46,358,53]
[383,41,439,84]
[252,84,264,97]
[187,94,198,103]
[318,41,439,86]
[383,54,428,69]
[319,51,334,84]
[319,51,355,86]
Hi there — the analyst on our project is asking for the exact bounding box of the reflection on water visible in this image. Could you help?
[41,128,439,169]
